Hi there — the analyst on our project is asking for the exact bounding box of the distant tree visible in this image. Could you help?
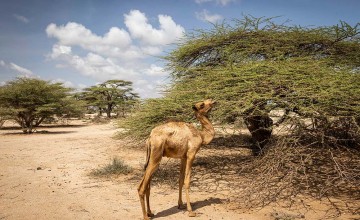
[81,80,139,118]
[0,77,84,133]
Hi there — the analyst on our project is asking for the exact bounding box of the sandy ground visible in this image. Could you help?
[0,121,246,220]
[0,120,358,220]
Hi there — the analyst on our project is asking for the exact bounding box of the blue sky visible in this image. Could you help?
[0,0,359,98]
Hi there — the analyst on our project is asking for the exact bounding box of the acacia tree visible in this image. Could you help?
[120,17,360,209]
[0,77,84,133]
[81,80,139,118]
[121,17,360,142]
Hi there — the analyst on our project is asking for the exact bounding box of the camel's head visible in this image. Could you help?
[192,99,216,115]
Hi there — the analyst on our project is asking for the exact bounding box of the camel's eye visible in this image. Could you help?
[200,103,205,109]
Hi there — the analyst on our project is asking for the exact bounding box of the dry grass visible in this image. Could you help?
[90,157,133,177]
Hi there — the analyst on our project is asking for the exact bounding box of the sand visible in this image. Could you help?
[0,120,358,220]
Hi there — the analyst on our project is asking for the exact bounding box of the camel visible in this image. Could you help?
[137,99,217,220]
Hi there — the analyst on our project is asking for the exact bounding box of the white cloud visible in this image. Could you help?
[51,79,89,91]
[141,46,163,56]
[46,23,131,47]
[77,83,87,89]
[52,78,74,88]
[50,45,138,82]
[13,14,29,23]
[124,10,185,46]
[195,0,236,6]
[9,63,33,77]
[46,10,185,98]
[195,0,212,4]
[46,10,185,59]
[144,64,168,77]
[218,0,236,5]
[46,22,141,59]
[131,78,168,98]
[196,9,223,23]
[0,60,33,77]
[49,44,72,59]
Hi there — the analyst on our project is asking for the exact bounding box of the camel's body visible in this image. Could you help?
[138,99,216,220]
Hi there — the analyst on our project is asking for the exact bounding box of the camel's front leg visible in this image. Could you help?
[178,158,186,209]
[184,156,196,217]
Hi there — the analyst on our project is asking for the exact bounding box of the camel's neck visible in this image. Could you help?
[195,112,215,145]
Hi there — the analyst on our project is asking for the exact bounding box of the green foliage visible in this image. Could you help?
[118,98,196,140]
[90,157,133,177]
[0,77,84,133]
[120,16,360,140]
[80,80,139,118]
[167,60,359,122]
[167,16,360,72]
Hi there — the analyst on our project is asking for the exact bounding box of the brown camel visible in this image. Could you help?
[137,99,216,220]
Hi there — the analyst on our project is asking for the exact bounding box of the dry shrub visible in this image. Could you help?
[91,116,111,124]
[90,157,133,177]
[236,118,360,217]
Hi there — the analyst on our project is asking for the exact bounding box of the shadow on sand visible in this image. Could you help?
[2,130,78,135]
[154,197,224,218]
[1,124,87,135]
[0,124,87,130]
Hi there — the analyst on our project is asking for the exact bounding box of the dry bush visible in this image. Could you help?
[235,117,360,217]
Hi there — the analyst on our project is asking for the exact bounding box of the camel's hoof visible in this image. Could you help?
[178,204,186,210]
[188,211,197,217]
[147,212,155,217]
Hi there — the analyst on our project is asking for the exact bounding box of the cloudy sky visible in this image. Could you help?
[0,0,359,98]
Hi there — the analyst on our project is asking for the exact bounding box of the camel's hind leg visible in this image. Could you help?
[138,152,162,220]
[178,158,186,209]
[146,179,154,217]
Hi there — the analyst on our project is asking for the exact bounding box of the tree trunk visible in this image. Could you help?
[0,119,5,128]
[25,118,34,134]
[244,114,273,156]
[106,109,111,118]
[35,116,45,126]
[16,114,35,134]
[106,104,113,118]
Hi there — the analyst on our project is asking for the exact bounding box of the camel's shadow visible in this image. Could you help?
[154,197,224,218]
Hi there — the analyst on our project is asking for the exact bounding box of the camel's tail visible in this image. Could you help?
[143,139,151,170]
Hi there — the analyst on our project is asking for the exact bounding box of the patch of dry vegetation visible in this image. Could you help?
[90,157,133,177]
